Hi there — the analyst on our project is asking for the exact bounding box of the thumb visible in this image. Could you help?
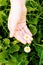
[8,18,17,38]
[9,22,17,38]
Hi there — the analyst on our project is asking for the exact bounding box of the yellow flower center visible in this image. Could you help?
[25,35,29,39]
[26,47,29,51]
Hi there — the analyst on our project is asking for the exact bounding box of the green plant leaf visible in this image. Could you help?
[39,50,43,65]
[29,16,39,25]
[3,38,10,45]
[8,44,20,53]
[0,11,7,26]
[29,24,37,35]
[5,55,18,65]
[27,6,37,12]
[0,0,7,6]
[0,52,8,63]
[34,45,43,57]
[0,36,2,39]
[12,40,19,45]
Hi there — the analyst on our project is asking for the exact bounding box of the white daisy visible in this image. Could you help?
[24,46,31,53]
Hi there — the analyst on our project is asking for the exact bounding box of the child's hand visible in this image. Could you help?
[8,0,33,44]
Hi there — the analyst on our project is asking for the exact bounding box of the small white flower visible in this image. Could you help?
[24,46,31,53]
[24,34,29,40]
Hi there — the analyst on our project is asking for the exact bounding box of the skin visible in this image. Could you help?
[8,0,33,44]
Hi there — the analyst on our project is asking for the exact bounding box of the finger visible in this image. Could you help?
[8,20,16,37]
[27,35,33,41]
[19,27,25,35]
[24,34,33,44]
[26,36,33,44]
[14,31,26,44]
[19,27,33,44]
[19,27,33,41]
[26,39,31,44]
[9,24,16,38]
[24,25,32,36]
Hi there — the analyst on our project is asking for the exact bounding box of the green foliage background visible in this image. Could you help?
[0,0,43,65]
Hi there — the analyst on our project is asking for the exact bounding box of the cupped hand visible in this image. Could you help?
[8,0,33,44]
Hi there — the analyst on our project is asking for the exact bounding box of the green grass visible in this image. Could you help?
[0,0,43,65]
